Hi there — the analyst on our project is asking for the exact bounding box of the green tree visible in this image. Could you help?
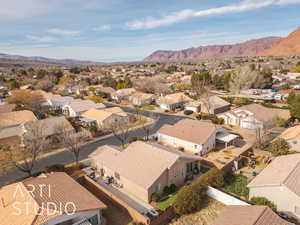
[251,197,277,211]
[268,138,291,156]
[103,76,117,89]
[287,92,300,118]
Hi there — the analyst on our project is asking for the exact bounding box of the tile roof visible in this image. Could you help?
[82,107,127,122]
[157,92,192,105]
[248,154,300,197]
[89,141,199,189]
[0,110,37,128]
[158,119,220,144]
[277,125,300,140]
[23,116,74,139]
[0,172,106,225]
[65,100,106,113]
[237,104,290,122]
[211,205,287,225]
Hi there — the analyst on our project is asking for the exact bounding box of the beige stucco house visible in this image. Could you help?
[157,119,237,155]
[89,141,201,203]
[81,107,128,128]
[248,154,300,219]
[129,91,156,106]
[156,92,192,111]
[218,104,290,129]
[0,172,106,225]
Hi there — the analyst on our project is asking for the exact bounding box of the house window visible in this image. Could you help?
[156,183,161,193]
[115,172,120,180]
[88,215,99,225]
[186,163,193,173]
[194,145,197,149]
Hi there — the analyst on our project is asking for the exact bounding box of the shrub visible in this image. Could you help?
[151,192,159,202]
[173,183,207,215]
[129,137,138,143]
[46,164,65,172]
[197,167,224,188]
[251,197,277,211]
[169,184,177,193]
[223,173,249,197]
[163,186,171,195]
[268,138,291,156]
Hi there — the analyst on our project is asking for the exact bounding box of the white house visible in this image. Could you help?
[218,104,290,129]
[157,119,237,155]
[156,92,192,111]
[62,100,106,117]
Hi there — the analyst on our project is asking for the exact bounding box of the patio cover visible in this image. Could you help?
[216,133,239,143]
[79,117,96,123]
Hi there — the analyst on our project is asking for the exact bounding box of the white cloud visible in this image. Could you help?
[26,35,57,42]
[0,0,57,20]
[126,0,300,30]
[47,28,80,37]
[93,25,112,31]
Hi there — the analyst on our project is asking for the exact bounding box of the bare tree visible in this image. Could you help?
[141,112,159,141]
[110,121,131,148]
[4,122,49,176]
[60,129,88,164]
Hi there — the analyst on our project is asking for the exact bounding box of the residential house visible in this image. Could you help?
[22,116,74,142]
[157,119,237,155]
[0,110,37,128]
[81,107,128,128]
[46,96,75,110]
[248,154,300,219]
[156,92,192,111]
[211,205,288,225]
[129,91,156,106]
[274,125,300,152]
[62,100,106,117]
[286,72,300,80]
[0,172,106,225]
[95,85,116,98]
[89,141,201,203]
[185,96,230,114]
[218,104,290,129]
[111,88,136,101]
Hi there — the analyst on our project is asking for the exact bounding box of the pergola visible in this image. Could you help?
[216,132,239,148]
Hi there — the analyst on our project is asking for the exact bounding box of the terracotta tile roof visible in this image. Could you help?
[90,141,199,189]
[0,110,37,128]
[212,205,288,225]
[0,172,106,225]
[158,119,220,144]
[248,154,300,197]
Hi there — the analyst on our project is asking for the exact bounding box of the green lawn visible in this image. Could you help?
[156,193,178,211]
[223,174,249,198]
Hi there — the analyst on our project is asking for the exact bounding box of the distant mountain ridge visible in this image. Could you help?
[0,53,95,65]
[144,37,282,62]
[261,27,300,56]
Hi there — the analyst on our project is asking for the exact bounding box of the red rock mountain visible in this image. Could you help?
[261,27,300,56]
[144,37,282,61]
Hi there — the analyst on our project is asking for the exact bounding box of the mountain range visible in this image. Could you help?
[1,27,300,64]
[144,27,300,62]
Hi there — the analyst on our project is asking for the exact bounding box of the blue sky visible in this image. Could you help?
[0,0,300,62]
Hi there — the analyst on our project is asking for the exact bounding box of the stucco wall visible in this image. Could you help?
[249,185,300,218]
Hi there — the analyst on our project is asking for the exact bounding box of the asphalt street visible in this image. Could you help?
[0,105,189,186]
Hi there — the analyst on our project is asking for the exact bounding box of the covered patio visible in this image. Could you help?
[216,132,239,148]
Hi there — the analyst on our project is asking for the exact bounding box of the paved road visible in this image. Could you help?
[0,105,189,186]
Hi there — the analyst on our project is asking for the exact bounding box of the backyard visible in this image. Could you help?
[223,173,249,199]
[156,193,178,211]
